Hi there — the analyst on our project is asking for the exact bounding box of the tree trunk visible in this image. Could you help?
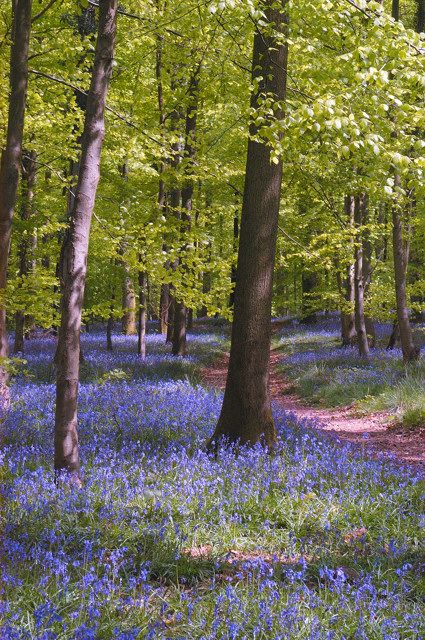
[353,194,370,358]
[171,69,199,356]
[301,272,317,324]
[416,0,425,32]
[14,149,37,354]
[159,283,169,334]
[387,319,399,350]
[340,196,357,348]
[229,212,239,307]
[187,308,193,330]
[122,271,137,335]
[392,0,400,21]
[166,295,175,343]
[137,270,147,358]
[361,193,376,347]
[392,176,419,361]
[209,1,288,449]
[0,0,32,392]
[172,302,187,356]
[106,313,113,351]
[54,0,117,475]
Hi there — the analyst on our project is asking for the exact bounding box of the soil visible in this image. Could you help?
[201,350,425,470]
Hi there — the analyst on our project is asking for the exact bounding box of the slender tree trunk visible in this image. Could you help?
[301,272,317,324]
[187,308,193,330]
[171,70,199,356]
[229,212,239,307]
[0,0,32,392]
[122,270,137,335]
[340,198,357,349]
[54,0,118,475]
[361,193,376,347]
[388,1,420,363]
[416,0,425,32]
[392,178,419,361]
[209,1,288,448]
[137,270,147,358]
[14,149,37,354]
[353,195,370,358]
[387,319,399,350]
[392,0,399,21]
[159,283,169,334]
[106,313,113,351]
[166,296,175,343]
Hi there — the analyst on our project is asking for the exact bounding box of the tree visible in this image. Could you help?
[54,0,118,476]
[208,0,288,449]
[0,0,32,393]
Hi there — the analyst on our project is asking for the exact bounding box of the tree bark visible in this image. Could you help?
[106,313,113,351]
[416,0,425,32]
[392,177,419,361]
[353,194,370,358]
[208,1,288,448]
[166,295,175,343]
[14,150,37,354]
[300,272,317,324]
[0,0,32,391]
[159,283,169,334]
[54,0,118,475]
[340,195,357,347]
[137,270,147,358]
[172,69,199,356]
[122,270,137,335]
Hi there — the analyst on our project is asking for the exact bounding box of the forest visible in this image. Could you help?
[1,0,425,637]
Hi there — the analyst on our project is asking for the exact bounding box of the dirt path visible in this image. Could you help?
[202,351,425,469]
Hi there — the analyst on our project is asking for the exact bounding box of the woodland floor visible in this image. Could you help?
[201,348,425,470]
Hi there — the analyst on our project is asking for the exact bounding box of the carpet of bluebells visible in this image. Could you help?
[278,317,425,419]
[2,327,425,639]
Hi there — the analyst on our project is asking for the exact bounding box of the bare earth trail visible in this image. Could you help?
[202,350,425,470]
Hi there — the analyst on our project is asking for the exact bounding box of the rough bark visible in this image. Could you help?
[172,302,187,356]
[14,150,37,354]
[54,0,117,475]
[137,270,147,358]
[0,0,32,392]
[353,195,370,358]
[209,1,288,448]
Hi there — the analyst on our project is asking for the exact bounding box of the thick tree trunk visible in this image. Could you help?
[0,0,32,392]
[54,0,117,475]
[392,178,419,361]
[14,149,37,354]
[353,194,370,358]
[122,271,137,335]
[209,1,288,448]
[137,270,147,358]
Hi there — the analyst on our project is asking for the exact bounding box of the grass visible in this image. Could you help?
[2,325,425,638]
[276,319,425,428]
